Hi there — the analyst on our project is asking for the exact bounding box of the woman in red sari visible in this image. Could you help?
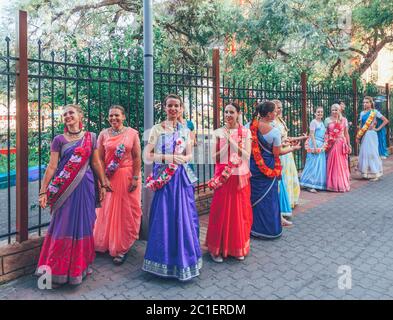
[206,103,253,263]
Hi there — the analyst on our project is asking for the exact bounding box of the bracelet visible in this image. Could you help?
[39,192,46,196]
[101,185,108,189]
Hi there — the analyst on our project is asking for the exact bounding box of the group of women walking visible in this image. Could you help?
[36,94,389,285]
[300,96,389,194]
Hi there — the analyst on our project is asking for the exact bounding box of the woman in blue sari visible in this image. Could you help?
[250,101,301,239]
[375,101,389,159]
[142,94,201,281]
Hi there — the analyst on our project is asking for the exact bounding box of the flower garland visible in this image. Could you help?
[305,137,328,154]
[251,119,282,178]
[47,132,92,208]
[105,143,126,178]
[208,126,245,190]
[356,110,376,140]
[325,121,343,152]
[146,163,178,191]
[145,136,185,191]
[208,153,242,190]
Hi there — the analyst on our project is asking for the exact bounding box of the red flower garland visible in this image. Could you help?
[47,132,92,208]
[251,119,282,178]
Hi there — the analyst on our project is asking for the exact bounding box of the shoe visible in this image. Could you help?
[381,156,387,160]
[210,253,223,263]
[308,188,317,193]
[235,256,245,261]
[369,178,379,182]
[113,252,128,265]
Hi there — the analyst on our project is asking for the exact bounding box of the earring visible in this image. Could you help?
[64,125,68,133]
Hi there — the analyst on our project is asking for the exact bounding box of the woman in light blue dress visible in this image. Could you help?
[300,107,327,192]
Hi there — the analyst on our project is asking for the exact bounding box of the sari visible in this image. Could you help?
[250,129,282,239]
[376,117,389,158]
[94,128,142,257]
[358,110,383,179]
[273,118,300,210]
[205,126,253,258]
[326,118,350,192]
[142,123,202,281]
[36,133,97,285]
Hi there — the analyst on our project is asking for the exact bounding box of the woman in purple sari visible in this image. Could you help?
[37,104,107,286]
[142,94,201,281]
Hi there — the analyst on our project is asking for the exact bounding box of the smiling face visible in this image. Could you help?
[165,98,182,121]
[315,108,324,120]
[63,106,82,129]
[108,108,126,129]
[224,104,239,126]
[331,105,339,117]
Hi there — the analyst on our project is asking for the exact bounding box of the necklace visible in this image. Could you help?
[65,131,84,140]
[67,129,82,135]
[111,127,125,136]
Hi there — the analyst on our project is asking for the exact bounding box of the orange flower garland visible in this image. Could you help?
[356,110,376,140]
[251,119,282,178]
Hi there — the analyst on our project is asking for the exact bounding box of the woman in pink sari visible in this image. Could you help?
[94,105,142,265]
[325,104,352,192]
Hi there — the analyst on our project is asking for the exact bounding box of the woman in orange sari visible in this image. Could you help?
[94,105,142,265]
[206,103,253,263]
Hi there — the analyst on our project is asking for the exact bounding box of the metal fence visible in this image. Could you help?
[0,14,392,244]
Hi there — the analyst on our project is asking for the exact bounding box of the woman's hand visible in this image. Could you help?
[128,178,138,192]
[99,187,106,202]
[39,194,47,209]
[292,141,302,151]
[173,155,186,164]
[104,179,113,192]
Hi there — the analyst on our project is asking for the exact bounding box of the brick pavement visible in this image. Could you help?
[1,157,393,300]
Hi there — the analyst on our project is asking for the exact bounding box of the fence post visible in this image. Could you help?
[15,10,29,243]
[212,48,220,129]
[300,72,307,166]
[352,78,359,155]
[386,83,390,148]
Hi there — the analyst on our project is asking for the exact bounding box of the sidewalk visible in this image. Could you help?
[1,157,393,300]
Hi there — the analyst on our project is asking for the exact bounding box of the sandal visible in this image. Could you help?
[113,252,128,265]
[281,217,293,227]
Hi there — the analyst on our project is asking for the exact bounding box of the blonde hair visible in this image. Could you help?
[331,103,342,120]
[271,99,282,108]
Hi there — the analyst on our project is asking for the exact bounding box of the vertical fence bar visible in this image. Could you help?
[6,37,12,243]
[352,78,359,155]
[212,48,220,130]
[301,72,308,167]
[37,40,42,236]
[386,83,390,148]
[15,10,29,243]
